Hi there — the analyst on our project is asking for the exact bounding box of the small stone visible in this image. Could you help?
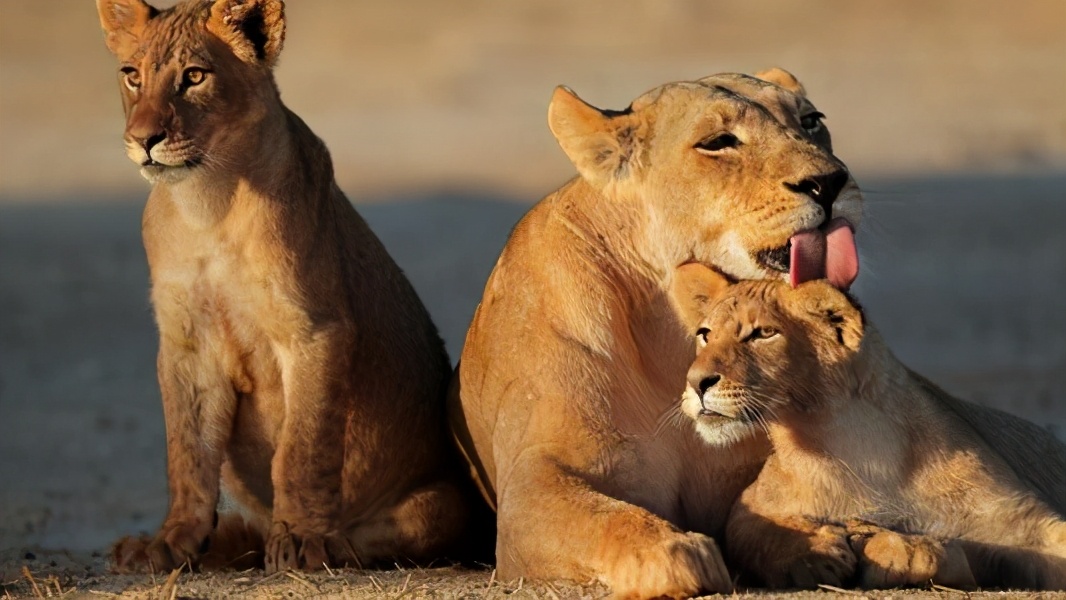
[24,551,36,560]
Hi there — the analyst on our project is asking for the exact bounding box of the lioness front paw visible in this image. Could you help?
[605,531,732,599]
[850,529,973,589]
[265,522,333,573]
[111,518,213,573]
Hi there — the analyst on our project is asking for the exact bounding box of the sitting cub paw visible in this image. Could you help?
[265,522,336,573]
[848,528,974,589]
[111,518,213,573]
[605,531,732,599]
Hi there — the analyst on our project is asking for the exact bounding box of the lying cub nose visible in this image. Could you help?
[698,374,721,395]
[785,169,849,215]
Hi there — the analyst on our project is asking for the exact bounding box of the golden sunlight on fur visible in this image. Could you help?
[97,0,486,574]
[673,264,1066,591]
[449,69,863,598]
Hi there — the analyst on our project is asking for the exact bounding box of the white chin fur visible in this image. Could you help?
[694,419,758,447]
[141,165,194,185]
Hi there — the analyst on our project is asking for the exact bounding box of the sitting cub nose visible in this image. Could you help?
[689,373,721,396]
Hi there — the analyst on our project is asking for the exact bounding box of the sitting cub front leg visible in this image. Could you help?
[113,340,237,573]
[726,502,856,589]
[265,331,348,573]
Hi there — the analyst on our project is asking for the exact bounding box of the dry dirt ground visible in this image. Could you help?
[1,0,1065,598]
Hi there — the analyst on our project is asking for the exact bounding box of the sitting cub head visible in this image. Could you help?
[670,263,865,446]
[96,0,285,184]
[548,69,862,290]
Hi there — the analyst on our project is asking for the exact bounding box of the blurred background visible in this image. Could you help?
[1,0,1064,562]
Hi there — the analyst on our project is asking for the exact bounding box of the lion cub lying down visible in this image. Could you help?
[671,264,1066,590]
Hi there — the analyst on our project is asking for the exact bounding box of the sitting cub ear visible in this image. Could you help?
[208,0,285,67]
[669,263,733,331]
[789,281,864,351]
[96,0,156,56]
[548,86,646,189]
[753,67,807,97]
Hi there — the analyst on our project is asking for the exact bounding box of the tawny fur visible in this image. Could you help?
[672,267,1066,590]
[97,0,485,574]
[448,70,864,598]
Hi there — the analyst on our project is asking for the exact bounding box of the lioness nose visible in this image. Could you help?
[697,374,721,395]
[785,169,849,215]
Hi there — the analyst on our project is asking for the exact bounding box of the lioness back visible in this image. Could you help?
[97,0,484,574]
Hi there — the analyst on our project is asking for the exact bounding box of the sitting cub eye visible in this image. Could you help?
[695,133,741,153]
[800,112,826,134]
[120,67,141,91]
[183,68,208,87]
[744,326,779,342]
[695,327,711,346]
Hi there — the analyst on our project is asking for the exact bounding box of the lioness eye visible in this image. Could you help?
[800,112,826,133]
[183,68,207,86]
[121,67,141,91]
[696,327,711,344]
[746,326,779,342]
[695,133,740,152]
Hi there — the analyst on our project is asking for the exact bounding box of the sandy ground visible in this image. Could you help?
[2,0,1065,597]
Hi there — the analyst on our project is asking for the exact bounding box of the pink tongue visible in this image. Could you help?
[789,217,859,289]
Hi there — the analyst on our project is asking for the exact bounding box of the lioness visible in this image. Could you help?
[97,0,477,573]
[448,70,863,597]
[672,265,1066,590]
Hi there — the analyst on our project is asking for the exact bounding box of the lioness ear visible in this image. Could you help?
[669,263,733,331]
[208,0,285,67]
[789,281,864,351]
[753,67,807,97]
[97,0,155,56]
[548,86,644,188]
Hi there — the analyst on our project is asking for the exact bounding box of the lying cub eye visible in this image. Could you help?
[744,326,779,342]
[183,68,208,87]
[695,133,740,153]
[695,327,711,345]
[121,67,141,91]
[800,112,826,133]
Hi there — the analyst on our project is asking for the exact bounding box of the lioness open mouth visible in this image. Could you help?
[757,216,859,290]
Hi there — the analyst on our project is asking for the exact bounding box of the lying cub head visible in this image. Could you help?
[96,0,285,184]
[670,263,865,445]
[548,68,862,289]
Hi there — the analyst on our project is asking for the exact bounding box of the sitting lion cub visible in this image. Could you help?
[671,264,1066,590]
[97,0,478,573]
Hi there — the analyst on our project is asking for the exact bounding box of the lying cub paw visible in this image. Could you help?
[265,522,334,573]
[849,529,974,589]
[773,525,857,589]
[111,518,213,573]
[605,531,732,599]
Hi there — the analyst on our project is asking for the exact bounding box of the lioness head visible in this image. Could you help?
[96,0,285,184]
[670,263,865,446]
[549,69,861,290]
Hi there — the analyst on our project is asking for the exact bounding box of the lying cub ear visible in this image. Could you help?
[97,0,156,56]
[669,263,733,331]
[208,0,286,67]
[753,67,807,97]
[789,281,864,351]
[548,86,645,189]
